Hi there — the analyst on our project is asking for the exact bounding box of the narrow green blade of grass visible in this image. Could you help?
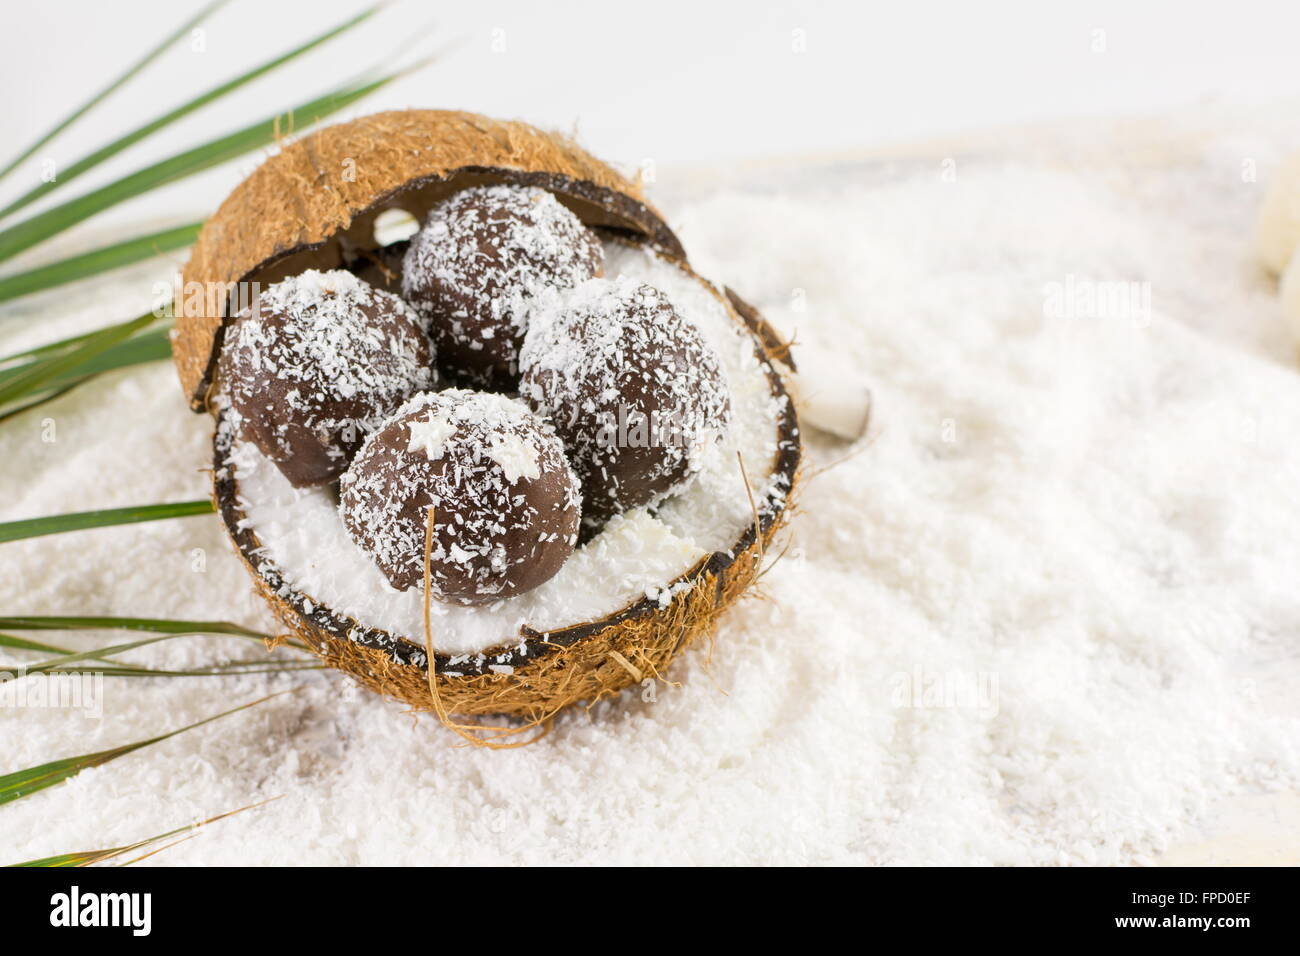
[117,836,197,865]
[0,223,200,303]
[0,311,156,407]
[0,499,213,544]
[0,621,311,677]
[11,848,126,867]
[0,615,265,637]
[0,1,230,183]
[0,632,75,656]
[0,691,287,806]
[9,797,278,867]
[9,631,310,678]
[0,632,124,667]
[209,657,309,669]
[15,633,208,676]
[0,382,83,424]
[0,615,307,657]
[13,840,177,868]
[52,663,323,678]
[0,66,418,264]
[0,5,384,221]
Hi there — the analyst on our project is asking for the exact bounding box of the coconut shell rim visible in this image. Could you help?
[212,279,800,679]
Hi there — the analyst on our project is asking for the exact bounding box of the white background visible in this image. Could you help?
[2,0,1299,867]
[2,0,1300,228]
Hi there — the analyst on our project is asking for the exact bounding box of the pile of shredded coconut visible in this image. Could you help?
[1,112,1298,865]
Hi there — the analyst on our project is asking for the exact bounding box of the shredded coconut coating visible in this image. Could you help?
[401,184,604,387]
[220,269,435,487]
[520,275,732,524]
[230,242,779,656]
[339,389,581,603]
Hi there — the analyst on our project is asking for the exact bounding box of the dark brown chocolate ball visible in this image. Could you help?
[219,269,435,488]
[519,277,731,526]
[401,184,604,389]
[339,389,581,603]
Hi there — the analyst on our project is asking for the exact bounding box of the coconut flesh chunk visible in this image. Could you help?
[224,240,792,661]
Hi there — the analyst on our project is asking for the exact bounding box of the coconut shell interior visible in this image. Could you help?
[213,257,800,679]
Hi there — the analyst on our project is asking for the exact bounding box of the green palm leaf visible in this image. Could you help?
[0,1,230,183]
[0,694,284,805]
[14,633,222,677]
[0,383,84,424]
[0,615,265,637]
[0,5,383,221]
[49,663,322,678]
[0,632,78,656]
[0,317,174,421]
[0,618,312,677]
[0,223,201,303]
[0,500,214,544]
[9,798,278,867]
[0,325,172,391]
[0,324,109,364]
[40,326,173,385]
[0,311,157,406]
[0,64,423,264]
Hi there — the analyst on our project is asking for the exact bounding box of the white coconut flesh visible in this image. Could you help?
[223,240,792,660]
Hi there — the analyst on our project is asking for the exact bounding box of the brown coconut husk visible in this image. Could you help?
[180,109,802,727]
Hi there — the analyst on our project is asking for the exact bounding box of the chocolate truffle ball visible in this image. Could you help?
[519,276,731,525]
[339,389,581,603]
[401,184,604,389]
[220,269,436,488]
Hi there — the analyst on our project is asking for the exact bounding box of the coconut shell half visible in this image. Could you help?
[173,109,683,411]
[176,109,801,724]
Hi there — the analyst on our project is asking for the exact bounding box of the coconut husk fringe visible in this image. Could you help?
[241,492,789,729]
